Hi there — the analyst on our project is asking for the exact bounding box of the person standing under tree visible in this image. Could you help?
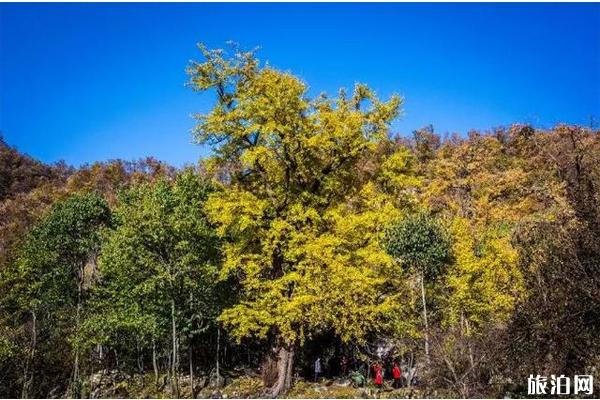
[314,357,322,382]
[340,355,349,376]
[373,363,383,388]
[392,362,402,389]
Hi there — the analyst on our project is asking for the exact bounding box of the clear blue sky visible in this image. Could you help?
[1,3,599,167]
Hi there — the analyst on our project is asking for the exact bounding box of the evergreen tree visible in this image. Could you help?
[383,212,452,364]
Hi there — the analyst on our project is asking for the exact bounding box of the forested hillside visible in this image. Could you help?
[0,45,598,398]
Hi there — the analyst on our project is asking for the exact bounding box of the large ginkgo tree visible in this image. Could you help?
[187,44,414,395]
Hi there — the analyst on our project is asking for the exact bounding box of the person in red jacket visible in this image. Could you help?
[373,363,383,387]
[392,362,402,389]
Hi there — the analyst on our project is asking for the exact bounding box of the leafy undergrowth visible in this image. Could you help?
[287,380,459,399]
[287,380,359,398]
[85,372,463,399]
[218,376,265,398]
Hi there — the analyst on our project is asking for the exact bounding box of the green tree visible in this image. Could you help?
[188,44,404,395]
[79,170,221,396]
[383,212,452,364]
[0,193,111,398]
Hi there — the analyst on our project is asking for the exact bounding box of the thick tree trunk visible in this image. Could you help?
[420,271,430,365]
[284,347,294,389]
[269,345,294,398]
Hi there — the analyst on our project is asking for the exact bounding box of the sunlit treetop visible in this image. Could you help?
[187,44,412,346]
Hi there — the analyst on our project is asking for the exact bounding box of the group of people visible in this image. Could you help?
[372,362,403,389]
[313,357,404,389]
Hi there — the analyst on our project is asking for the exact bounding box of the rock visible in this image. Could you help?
[90,369,129,386]
[210,375,226,388]
[197,375,208,389]
[333,379,352,387]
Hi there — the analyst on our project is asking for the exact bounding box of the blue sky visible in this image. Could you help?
[1,3,599,167]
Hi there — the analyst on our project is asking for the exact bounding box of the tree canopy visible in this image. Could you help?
[0,44,598,399]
